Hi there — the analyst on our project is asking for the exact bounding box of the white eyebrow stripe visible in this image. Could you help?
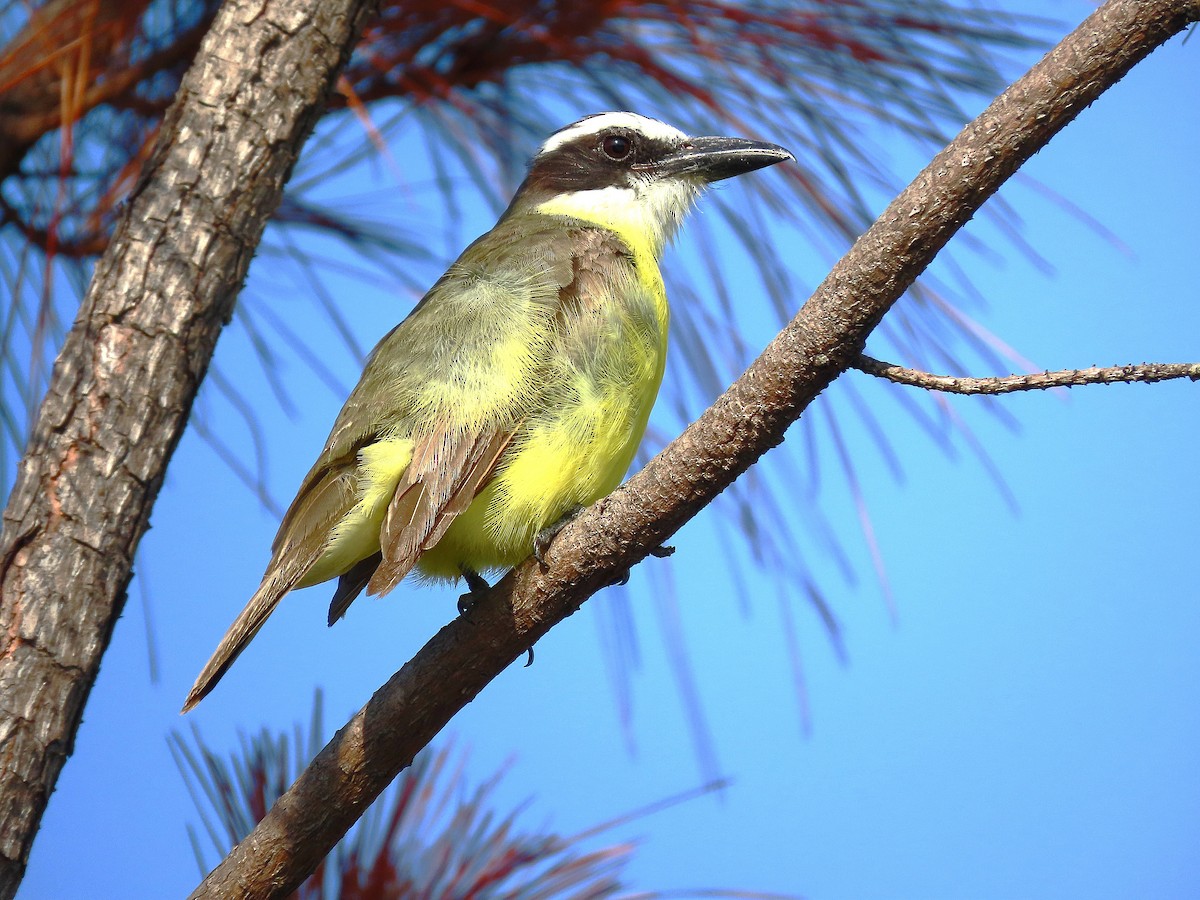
[537,112,688,156]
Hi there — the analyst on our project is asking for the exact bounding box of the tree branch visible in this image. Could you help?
[186,0,1200,896]
[0,1,381,896]
[854,355,1200,394]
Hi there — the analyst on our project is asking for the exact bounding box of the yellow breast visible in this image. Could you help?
[415,211,670,580]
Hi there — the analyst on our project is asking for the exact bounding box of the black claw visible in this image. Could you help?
[457,566,491,620]
[533,504,585,567]
[523,646,535,667]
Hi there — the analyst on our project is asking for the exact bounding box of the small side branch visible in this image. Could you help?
[854,355,1200,395]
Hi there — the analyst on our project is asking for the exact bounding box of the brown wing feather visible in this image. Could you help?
[375,423,460,575]
[326,429,515,622]
[366,428,517,596]
[421,430,515,551]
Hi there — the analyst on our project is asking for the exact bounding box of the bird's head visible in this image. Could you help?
[510,112,793,256]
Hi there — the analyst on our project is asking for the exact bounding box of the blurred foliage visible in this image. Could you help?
[171,693,750,898]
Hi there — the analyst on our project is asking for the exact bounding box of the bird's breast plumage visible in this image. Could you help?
[412,214,669,578]
[289,212,670,585]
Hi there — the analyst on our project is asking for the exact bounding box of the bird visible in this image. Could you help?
[183,112,792,712]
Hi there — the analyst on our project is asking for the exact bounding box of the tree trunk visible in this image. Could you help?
[0,0,378,894]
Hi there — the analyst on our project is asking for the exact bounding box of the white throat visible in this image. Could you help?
[534,177,702,258]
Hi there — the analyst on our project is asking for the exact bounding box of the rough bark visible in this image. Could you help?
[186,0,1200,897]
[0,0,379,895]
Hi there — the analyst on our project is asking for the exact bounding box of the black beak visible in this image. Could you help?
[649,135,793,182]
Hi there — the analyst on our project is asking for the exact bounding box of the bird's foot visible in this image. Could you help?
[457,566,491,619]
[532,504,585,567]
[455,565,534,668]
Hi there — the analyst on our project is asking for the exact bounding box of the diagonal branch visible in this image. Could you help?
[0,1,382,896]
[186,0,1200,896]
[854,355,1200,394]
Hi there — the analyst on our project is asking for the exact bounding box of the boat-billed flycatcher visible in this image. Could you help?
[183,112,792,711]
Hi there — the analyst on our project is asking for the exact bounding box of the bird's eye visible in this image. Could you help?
[601,134,633,160]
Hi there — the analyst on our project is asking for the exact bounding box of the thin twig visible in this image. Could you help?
[854,355,1200,395]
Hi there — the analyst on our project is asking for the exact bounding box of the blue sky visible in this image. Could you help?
[16,6,1200,899]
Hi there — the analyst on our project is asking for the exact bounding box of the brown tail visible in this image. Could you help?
[181,569,299,712]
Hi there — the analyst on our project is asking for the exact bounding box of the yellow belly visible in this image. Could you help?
[415,361,661,579]
[419,216,670,581]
